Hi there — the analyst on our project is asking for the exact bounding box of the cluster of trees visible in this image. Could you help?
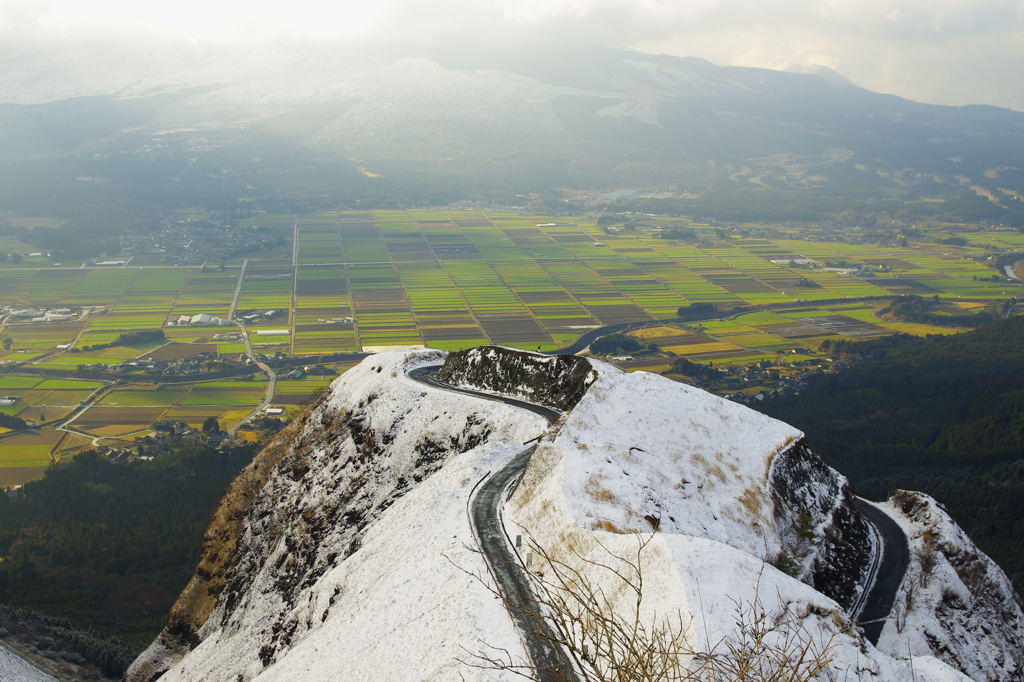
[77,329,165,353]
[759,316,1024,594]
[0,413,28,430]
[590,333,657,355]
[676,302,718,320]
[669,357,721,380]
[0,604,135,679]
[658,226,697,241]
[878,295,1011,329]
[0,443,256,660]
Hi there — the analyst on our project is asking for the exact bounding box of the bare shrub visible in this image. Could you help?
[914,530,939,588]
[463,531,846,682]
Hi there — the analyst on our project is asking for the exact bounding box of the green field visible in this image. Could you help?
[0,443,53,467]
[0,209,1019,450]
[3,210,1018,359]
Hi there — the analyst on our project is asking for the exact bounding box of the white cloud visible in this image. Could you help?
[1,0,385,41]
[1,0,1022,110]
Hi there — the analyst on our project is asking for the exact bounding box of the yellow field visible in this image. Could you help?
[877,322,962,336]
[664,341,743,355]
[632,325,687,339]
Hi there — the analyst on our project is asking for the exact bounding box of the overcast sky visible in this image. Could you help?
[2,0,1023,111]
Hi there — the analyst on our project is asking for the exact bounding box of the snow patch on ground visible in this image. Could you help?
[0,643,56,682]
[557,369,801,558]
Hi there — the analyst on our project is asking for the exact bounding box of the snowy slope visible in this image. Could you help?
[878,491,1024,681]
[504,367,972,682]
[163,440,530,682]
[555,368,802,552]
[127,350,546,682]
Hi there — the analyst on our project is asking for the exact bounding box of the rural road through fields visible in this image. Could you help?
[228,322,278,440]
[407,365,580,682]
[854,499,911,645]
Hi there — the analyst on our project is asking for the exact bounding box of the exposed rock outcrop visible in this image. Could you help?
[769,437,873,610]
[436,345,598,412]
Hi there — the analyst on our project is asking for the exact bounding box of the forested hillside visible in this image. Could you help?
[758,316,1024,593]
[0,444,256,660]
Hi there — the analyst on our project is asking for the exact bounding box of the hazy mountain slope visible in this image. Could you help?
[2,41,1021,189]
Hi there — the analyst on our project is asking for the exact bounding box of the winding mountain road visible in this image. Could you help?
[854,499,911,644]
[409,361,909,663]
[407,365,579,682]
[407,366,560,422]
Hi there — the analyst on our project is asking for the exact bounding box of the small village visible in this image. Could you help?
[115,218,283,265]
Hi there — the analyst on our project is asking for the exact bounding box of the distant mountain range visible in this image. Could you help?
[2,41,1022,200]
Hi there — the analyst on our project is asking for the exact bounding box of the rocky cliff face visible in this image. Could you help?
[436,345,599,411]
[769,438,873,610]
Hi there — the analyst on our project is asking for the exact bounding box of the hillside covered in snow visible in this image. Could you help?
[128,347,1023,682]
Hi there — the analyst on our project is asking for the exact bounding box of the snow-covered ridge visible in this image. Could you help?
[525,368,872,609]
[129,348,1020,682]
[126,350,546,682]
[436,345,599,411]
[505,366,975,682]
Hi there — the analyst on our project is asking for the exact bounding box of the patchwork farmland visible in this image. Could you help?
[1,209,1017,359]
[0,208,1019,483]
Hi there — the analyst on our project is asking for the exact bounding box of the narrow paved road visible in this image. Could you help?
[408,365,579,681]
[228,322,278,440]
[228,258,248,320]
[854,499,910,644]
